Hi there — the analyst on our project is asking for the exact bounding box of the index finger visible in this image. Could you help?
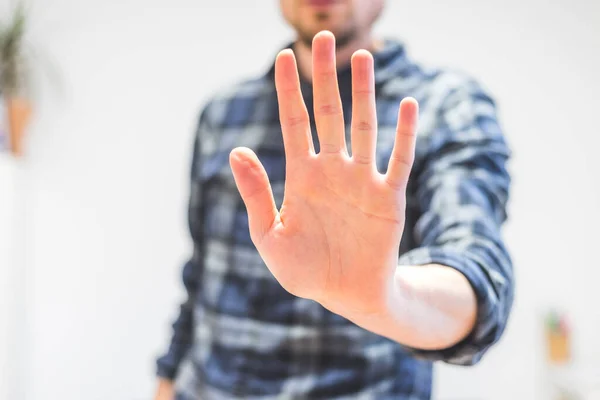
[275,49,315,159]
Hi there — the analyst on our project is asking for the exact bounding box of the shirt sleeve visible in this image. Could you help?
[156,108,209,380]
[398,76,514,365]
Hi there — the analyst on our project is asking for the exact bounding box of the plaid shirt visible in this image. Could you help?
[156,40,514,400]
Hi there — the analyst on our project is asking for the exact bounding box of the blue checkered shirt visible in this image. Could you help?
[156,40,514,400]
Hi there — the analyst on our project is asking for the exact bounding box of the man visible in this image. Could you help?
[155,1,514,399]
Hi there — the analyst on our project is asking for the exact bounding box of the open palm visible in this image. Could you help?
[229,31,418,318]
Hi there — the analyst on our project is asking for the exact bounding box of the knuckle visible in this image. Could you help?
[352,154,372,164]
[283,115,309,128]
[319,143,343,155]
[355,120,374,132]
[317,104,343,116]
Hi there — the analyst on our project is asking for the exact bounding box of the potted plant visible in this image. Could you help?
[0,2,32,157]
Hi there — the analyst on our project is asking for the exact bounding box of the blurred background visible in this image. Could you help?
[0,0,599,399]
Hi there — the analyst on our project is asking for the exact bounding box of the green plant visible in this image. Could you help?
[0,2,28,97]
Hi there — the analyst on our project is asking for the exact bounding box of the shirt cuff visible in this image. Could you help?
[156,353,179,380]
[398,246,502,365]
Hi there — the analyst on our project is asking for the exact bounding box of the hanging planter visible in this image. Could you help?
[1,3,32,157]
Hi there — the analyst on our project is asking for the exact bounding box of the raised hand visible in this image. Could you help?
[229,31,418,320]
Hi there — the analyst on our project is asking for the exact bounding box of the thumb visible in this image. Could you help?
[229,147,278,244]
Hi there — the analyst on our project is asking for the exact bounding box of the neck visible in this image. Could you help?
[293,32,382,82]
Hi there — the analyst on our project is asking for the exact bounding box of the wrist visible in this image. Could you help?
[316,266,399,323]
[320,272,403,337]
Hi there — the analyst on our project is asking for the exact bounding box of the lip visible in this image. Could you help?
[305,0,340,6]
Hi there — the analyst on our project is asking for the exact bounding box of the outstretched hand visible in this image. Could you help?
[229,31,418,320]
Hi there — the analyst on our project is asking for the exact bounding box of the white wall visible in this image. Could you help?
[0,155,19,400]
[1,0,598,399]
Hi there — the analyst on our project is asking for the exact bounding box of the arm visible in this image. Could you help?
[350,77,513,364]
[155,109,208,389]
[351,264,478,351]
[230,38,512,367]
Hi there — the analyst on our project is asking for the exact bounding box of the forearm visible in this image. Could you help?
[156,259,199,379]
[348,264,477,351]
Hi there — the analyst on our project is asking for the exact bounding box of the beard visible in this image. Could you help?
[296,13,358,50]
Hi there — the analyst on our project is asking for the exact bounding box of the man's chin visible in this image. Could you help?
[298,26,353,48]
